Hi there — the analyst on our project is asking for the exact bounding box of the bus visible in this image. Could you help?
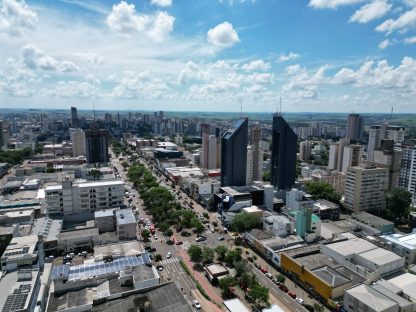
[150,224,155,235]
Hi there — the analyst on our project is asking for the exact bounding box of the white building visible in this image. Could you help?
[344,163,388,212]
[70,128,86,157]
[1,235,39,272]
[263,215,292,237]
[208,135,218,169]
[116,209,137,240]
[368,123,405,161]
[399,145,416,205]
[341,144,362,173]
[381,231,416,266]
[45,177,124,221]
[328,143,339,170]
[246,145,253,185]
[299,141,312,161]
[286,188,314,212]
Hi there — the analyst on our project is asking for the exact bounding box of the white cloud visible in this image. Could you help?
[404,36,416,43]
[22,44,80,73]
[308,0,364,9]
[375,7,416,33]
[378,38,390,49]
[207,22,240,48]
[150,0,172,7]
[39,80,98,98]
[0,0,38,35]
[148,11,175,42]
[350,0,392,23]
[241,59,270,71]
[278,52,300,63]
[74,53,105,68]
[247,73,274,84]
[106,1,149,34]
[219,0,257,5]
[106,1,174,42]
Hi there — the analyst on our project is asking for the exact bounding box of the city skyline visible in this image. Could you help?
[0,0,416,113]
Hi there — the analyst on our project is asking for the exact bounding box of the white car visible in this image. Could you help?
[166,252,171,259]
[153,235,158,240]
[295,298,304,305]
[192,300,201,310]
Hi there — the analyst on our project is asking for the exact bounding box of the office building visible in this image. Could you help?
[70,128,86,157]
[381,231,416,266]
[221,118,248,187]
[328,142,339,170]
[368,123,405,161]
[344,163,389,212]
[346,113,363,142]
[45,177,124,221]
[201,123,210,169]
[341,144,362,173]
[373,139,402,190]
[0,120,4,149]
[299,140,312,161]
[85,128,109,164]
[246,145,253,185]
[208,135,218,169]
[40,113,49,132]
[271,114,297,190]
[70,106,78,128]
[399,145,416,205]
[251,127,263,181]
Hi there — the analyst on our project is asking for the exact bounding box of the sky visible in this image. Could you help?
[0,0,416,113]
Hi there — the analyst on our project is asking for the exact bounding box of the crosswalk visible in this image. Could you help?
[158,257,180,265]
[181,241,191,250]
[148,236,166,243]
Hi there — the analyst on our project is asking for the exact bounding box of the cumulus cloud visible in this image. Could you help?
[106,1,174,42]
[308,0,364,9]
[74,53,105,68]
[376,7,416,33]
[0,0,38,35]
[350,0,392,23]
[278,52,300,63]
[404,36,416,43]
[22,44,80,73]
[150,0,172,7]
[379,38,390,49]
[241,59,270,71]
[207,22,240,48]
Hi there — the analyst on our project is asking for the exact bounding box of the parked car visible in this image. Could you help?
[218,236,225,241]
[254,263,261,269]
[279,285,288,293]
[260,268,268,274]
[288,291,297,299]
[265,273,273,279]
[192,300,201,310]
[195,236,206,242]
[167,252,171,259]
[295,298,304,305]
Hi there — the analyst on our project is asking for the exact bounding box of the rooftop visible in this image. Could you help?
[381,231,416,250]
[115,209,135,225]
[388,273,416,300]
[205,263,229,276]
[312,266,350,287]
[324,237,378,257]
[346,284,398,312]
[314,199,339,210]
[94,241,144,261]
[351,211,394,227]
[357,247,403,266]
[95,209,116,218]
[30,217,62,242]
[246,229,273,241]
[47,286,95,312]
[223,298,250,312]
[58,228,99,241]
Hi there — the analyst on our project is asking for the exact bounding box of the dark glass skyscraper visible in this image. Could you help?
[85,129,109,164]
[271,114,297,190]
[221,118,248,187]
[71,107,78,128]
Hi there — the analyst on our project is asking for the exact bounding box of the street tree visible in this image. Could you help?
[231,213,261,233]
[248,284,269,307]
[218,276,237,298]
[385,188,412,222]
[201,247,215,265]
[215,245,228,261]
[188,245,203,263]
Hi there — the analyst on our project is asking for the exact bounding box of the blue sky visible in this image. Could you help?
[0,0,416,112]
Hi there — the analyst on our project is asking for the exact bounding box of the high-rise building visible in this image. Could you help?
[221,118,248,187]
[70,128,86,157]
[367,123,405,161]
[208,135,218,169]
[341,144,362,173]
[399,145,416,205]
[346,113,363,142]
[373,139,402,190]
[299,141,312,161]
[85,129,109,164]
[201,123,210,169]
[328,143,339,170]
[251,127,263,181]
[246,145,253,185]
[271,115,297,190]
[0,120,4,150]
[344,163,388,212]
[71,107,78,128]
[40,113,49,132]
[216,128,222,168]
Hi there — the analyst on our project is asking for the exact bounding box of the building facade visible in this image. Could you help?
[85,128,109,164]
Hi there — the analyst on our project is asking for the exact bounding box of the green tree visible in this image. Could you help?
[385,188,412,222]
[234,260,248,277]
[313,303,325,312]
[188,245,203,262]
[89,169,102,181]
[231,213,261,233]
[262,171,271,182]
[304,180,341,203]
[224,249,242,268]
[121,160,129,169]
[141,229,150,242]
[154,254,162,262]
[239,272,257,292]
[275,274,285,284]
[201,247,215,264]
[248,284,269,307]
[218,276,237,298]
[215,245,228,261]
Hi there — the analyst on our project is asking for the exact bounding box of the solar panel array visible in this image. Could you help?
[2,284,32,312]
[52,254,151,281]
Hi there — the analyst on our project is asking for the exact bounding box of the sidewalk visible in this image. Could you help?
[178,249,223,312]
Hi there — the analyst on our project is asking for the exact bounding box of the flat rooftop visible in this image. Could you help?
[388,273,416,301]
[351,211,394,227]
[324,237,378,257]
[115,209,135,225]
[357,247,403,266]
[261,235,305,251]
[58,228,99,241]
[346,284,398,312]
[381,232,416,250]
[312,266,350,288]
[47,286,95,312]
[94,241,144,261]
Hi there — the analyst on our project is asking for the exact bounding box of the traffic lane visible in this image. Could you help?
[251,267,308,312]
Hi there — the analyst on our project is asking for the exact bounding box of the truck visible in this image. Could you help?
[150,224,155,235]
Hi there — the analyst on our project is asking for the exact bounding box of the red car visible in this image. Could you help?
[260,268,268,274]
[288,291,297,299]
[279,285,288,293]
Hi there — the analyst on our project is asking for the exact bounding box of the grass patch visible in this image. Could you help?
[180,260,211,301]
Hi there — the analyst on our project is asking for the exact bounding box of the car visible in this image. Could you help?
[279,285,288,293]
[288,291,297,299]
[167,252,171,259]
[195,236,206,242]
[156,265,164,271]
[218,236,225,241]
[192,300,201,310]
[260,268,268,274]
[175,241,183,245]
[153,235,158,240]
[265,273,273,279]
[254,263,261,269]
[295,298,304,305]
